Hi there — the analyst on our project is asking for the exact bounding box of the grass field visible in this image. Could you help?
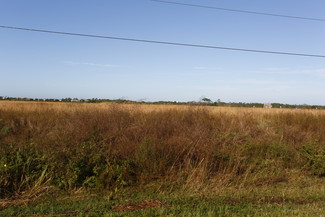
[0,101,324,216]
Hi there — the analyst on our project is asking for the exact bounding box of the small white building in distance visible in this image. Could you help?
[264,103,272,109]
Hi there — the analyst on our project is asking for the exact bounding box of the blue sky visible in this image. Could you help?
[1,0,325,104]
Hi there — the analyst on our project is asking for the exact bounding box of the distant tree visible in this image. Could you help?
[62,98,72,102]
[201,97,212,103]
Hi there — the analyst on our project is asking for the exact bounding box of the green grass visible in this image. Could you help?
[1,184,324,216]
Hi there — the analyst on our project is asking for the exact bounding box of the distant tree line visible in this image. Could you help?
[1,96,324,109]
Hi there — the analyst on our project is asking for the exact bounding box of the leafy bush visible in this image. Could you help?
[0,144,47,198]
[301,144,325,177]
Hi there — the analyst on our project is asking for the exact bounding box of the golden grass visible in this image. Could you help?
[0,100,324,199]
[2,100,325,114]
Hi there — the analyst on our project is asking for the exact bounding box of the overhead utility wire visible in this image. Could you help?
[151,0,325,22]
[1,25,325,58]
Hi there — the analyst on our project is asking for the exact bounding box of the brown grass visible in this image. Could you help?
[0,101,324,199]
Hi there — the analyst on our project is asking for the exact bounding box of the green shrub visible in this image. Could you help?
[48,142,137,191]
[0,144,48,198]
[301,144,325,177]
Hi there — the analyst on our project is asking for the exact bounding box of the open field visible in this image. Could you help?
[0,101,324,216]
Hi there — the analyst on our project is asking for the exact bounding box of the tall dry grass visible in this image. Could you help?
[0,101,324,198]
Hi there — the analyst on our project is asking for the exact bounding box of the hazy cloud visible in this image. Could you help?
[261,67,325,77]
[193,66,223,71]
[194,79,301,93]
[63,61,121,68]
[233,79,300,85]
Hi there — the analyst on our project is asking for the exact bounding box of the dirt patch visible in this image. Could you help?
[112,199,166,211]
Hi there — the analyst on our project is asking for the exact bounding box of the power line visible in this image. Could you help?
[1,25,325,58]
[151,0,325,22]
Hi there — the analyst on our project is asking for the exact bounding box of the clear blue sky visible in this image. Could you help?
[1,0,325,104]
